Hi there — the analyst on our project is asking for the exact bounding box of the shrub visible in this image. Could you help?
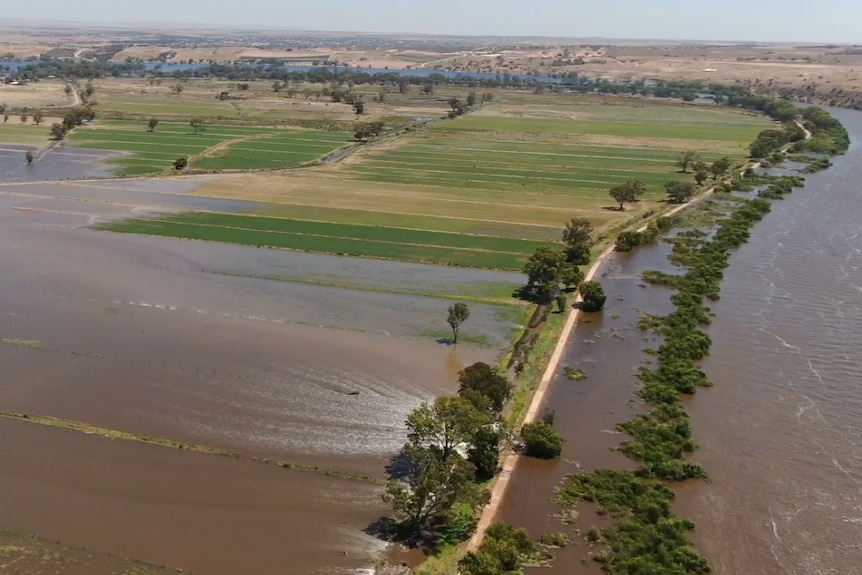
[521,421,563,459]
[579,281,607,313]
[173,156,189,170]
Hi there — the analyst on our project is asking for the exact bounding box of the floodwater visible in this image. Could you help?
[0,173,522,573]
[501,108,862,574]
[676,107,862,574]
[0,142,124,181]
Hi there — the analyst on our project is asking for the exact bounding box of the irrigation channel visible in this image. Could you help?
[498,106,862,575]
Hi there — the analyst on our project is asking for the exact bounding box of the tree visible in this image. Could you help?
[468,426,502,481]
[173,156,188,170]
[406,396,489,461]
[447,303,470,344]
[49,123,67,140]
[64,84,72,97]
[457,362,512,414]
[384,444,477,532]
[147,118,159,132]
[398,78,410,94]
[559,263,584,290]
[676,150,698,173]
[352,99,365,115]
[521,421,564,459]
[189,117,204,133]
[523,246,565,302]
[709,157,732,181]
[562,216,594,266]
[0,103,6,115]
[32,111,43,125]
[693,161,709,185]
[579,280,607,312]
[665,180,696,204]
[354,121,385,141]
[609,179,647,210]
[2,114,7,123]
[448,97,461,111]
[19,113,27,124]
[84,82,95,97]
[272,81,282,93]
[25,150,35,164]
[562,216,594,250]
[466,91,477,107]
[421,83,434,95]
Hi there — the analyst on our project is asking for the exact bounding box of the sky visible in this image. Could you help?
[5,0,861,44]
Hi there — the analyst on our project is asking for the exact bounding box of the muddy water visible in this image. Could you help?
[675,108,862,574]
[501,109,862,575]
[0,173,522,572]
[0,419,387,575]
[498,242,680,572]
[0,143,123,181]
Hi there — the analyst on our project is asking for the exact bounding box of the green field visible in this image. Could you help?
[99,212,556,270]
[103,95,773,268]
[69,121,350,175]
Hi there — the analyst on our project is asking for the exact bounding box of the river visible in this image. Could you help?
[500,107,862,574]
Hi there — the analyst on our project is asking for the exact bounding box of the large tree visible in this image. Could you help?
[406,396,489,461]
[523,246,565,302]
[676,150,699,173]
[384,444,477,532]
[693,161,710,185]
[447,303,470,344]
[189,117,204,133]
[147,118,159,132]
[562,216,594,266]
[609,180,647,210]
[665,180,696,204]
[709,157,732,181]
[457,362,512,414]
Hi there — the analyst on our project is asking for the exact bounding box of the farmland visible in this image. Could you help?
[68,120,351,175]
[99,211,556,270]
[172,94,771,266]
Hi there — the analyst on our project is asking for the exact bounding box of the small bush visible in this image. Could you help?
[539,531,569,548]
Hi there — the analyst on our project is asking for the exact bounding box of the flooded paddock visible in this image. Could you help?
[0,174,522,573]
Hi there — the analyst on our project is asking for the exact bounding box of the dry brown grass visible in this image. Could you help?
[0,81,73,109]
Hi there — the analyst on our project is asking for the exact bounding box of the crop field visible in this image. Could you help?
[98,212,556,270]
[90,78,457,125]
[105,95,772,268]
[69,120,350,175]
[0,122,55,145]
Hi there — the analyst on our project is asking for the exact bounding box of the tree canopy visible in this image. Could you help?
[447,303,470,345]
[609,180,647,210]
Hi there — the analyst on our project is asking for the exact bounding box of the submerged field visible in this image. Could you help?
[69,120,351,175]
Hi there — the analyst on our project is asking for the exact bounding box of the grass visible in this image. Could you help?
[69,120,349,175]
[97,212,556,270]
[0,123,52,145]
[183,96,769,257]
[1,338,43,349]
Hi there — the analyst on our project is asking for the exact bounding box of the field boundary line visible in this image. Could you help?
[0,410,381,484]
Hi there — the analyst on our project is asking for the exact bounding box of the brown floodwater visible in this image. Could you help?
[501,108,862,574]
[0,178,521,573]
[0,418,387,575]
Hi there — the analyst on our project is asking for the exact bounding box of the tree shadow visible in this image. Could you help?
[384,450,415,481]
[435,337,455,346]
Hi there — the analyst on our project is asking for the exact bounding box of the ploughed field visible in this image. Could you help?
[68,120,352,175]
[100,97,772,269]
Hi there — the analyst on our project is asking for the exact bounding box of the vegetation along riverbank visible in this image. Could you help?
[551,105,848,574]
